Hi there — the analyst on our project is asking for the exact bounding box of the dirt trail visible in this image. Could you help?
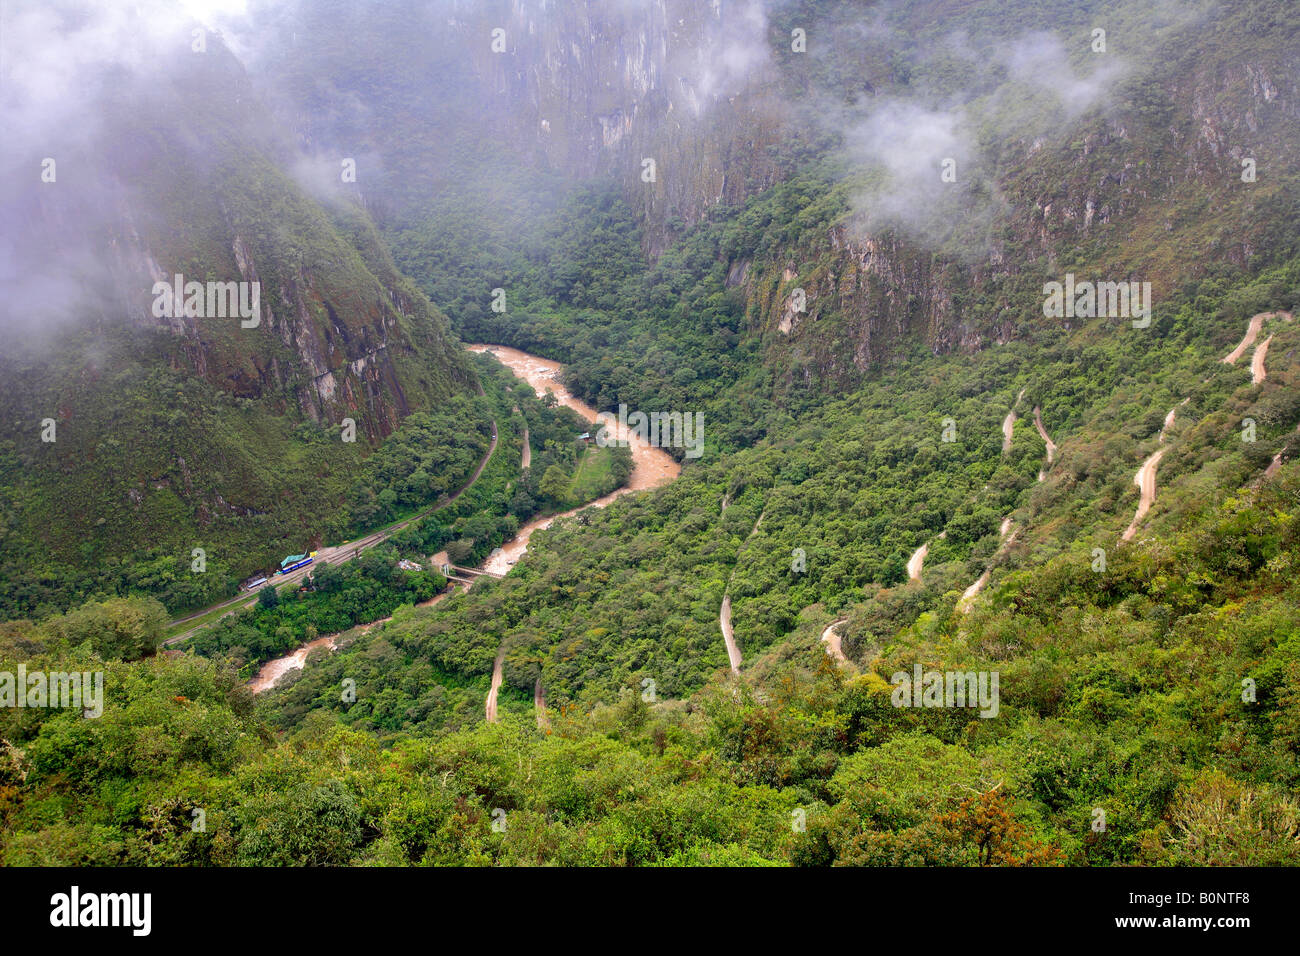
[1223,312,1268,364]
[1122,449,1167,542]
[485,646,506,723]
[718,596,742,674]
[534,679,550,730]
[717,510,765,675]
[1033,408,1057,462]
[820,619,849,665]
[1001,410,1017,454]
[957,519,1016,614]
[907,531,945,582]
[958,569,992,612]
[906,542,929,581]
[1264,423,1300,480]
[1252,334,1273,385]
[1161,402,1183,439]
[1122,401,1184,542]
[1033,406,1057,481]
[1002,390,1024,455]
[521,425,531,470]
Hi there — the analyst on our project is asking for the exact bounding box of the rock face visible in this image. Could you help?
[35,0,1291,410]
[711,5,1300,389]
[462,0,790,253]
[343,1,1294,385]
[111,208,469,442]
[3,25,474,445]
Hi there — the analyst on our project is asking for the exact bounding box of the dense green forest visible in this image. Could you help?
[3,0,1300,870]
[5,228,1297,863]
[179,354,631,676]
[258,245,1300,716]
[0,368,493,622]
[3,462,1298,865]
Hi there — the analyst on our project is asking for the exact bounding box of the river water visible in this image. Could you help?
[248,344,680,693]
[467,344,679,574]
[246,635,337,693]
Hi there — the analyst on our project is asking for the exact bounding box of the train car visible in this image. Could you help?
[275,550,319,575]
[243,576,269,591]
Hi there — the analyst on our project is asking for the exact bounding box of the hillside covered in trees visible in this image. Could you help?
[2,0,1300,875]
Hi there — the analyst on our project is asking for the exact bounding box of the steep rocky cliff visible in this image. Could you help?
[245,0,791,255]
[725,0,1300,389]
[0,6,478,592]
[1,15,473,443]
[466,0,791,251]
[248,0,1300,387]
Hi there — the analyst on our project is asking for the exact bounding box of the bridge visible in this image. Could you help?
[439,564,505,583]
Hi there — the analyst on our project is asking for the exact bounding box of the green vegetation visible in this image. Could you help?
[4,0,1300,869]
[344,397,494,530]
[3,462,1298,865]
[0,595,167,663]
[0,361,494,621]
[185,552,446,678]
[0,40,476,622]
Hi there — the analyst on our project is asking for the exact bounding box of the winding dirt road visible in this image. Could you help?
[1123,448,1167,543]
[1161,403,1183,439]
[1033,406,1057,481]
[718,595,742,674]
[1122,401,1185,542]
[1252,335,1273,385]
[820,619,849,665]
[1002,390,1024,455]
[717,510,765,675]
[485,646,506,723]
[907,531,945,582]
[906,541,929,581]
[957,518,1016,613]
[1033,408,1057,462]
[1223,313,1267,365]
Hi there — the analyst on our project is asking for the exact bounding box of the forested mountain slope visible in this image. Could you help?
[2,0,1299,869]
[0,6,479,618]
[4,461,1298,865]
